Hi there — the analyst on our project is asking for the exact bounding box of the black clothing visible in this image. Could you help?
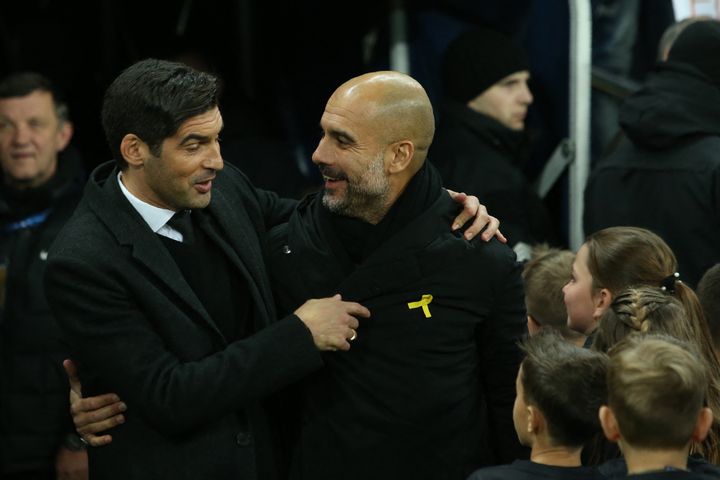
[600,456,720,479]
[431,101,555,247]
[268,164,528,480]
[0,148,84,476]
[159,215,251,341]
[616,470,718,480]
[467,459,604,480]
[45,161,320,480]
[584,62,720,287]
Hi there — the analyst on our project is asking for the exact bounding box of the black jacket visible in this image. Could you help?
[44,161,322,480]
[431,101,555,247]
[267,164,527,480]
[584,62,720,287]
[0,148,84,475]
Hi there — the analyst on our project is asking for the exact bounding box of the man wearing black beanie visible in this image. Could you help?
[584,19,720,288]
[431,28,556,259]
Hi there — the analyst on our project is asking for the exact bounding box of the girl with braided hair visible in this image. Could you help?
[562,226,720,464]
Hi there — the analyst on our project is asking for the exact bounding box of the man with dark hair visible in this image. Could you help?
[697,263,720,362]
[467,331,607,480]
[599,334,714,478]
[584,19,720,287]
[0,72,87,480]
[431,27,556,259]
[44,58,372,480]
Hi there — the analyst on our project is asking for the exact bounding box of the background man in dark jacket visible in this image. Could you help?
[0,72,87,480]
[431,27,556,259]
[584,19,720,287]
[267,71,527,479]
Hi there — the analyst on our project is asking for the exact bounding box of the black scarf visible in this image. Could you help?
[321,162,442,265]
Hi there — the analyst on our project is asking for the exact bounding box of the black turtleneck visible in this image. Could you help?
[326,162,442,264]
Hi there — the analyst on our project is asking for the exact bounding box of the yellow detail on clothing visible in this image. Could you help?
[407,294,433,318]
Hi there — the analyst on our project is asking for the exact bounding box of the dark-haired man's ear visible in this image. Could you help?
[599,405,621,442]
[120,134,149,168]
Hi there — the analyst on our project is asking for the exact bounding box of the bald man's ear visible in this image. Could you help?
[120,134,150,168]
[386,140,415,174]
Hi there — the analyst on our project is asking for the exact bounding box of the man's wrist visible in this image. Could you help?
[61,432,88,451]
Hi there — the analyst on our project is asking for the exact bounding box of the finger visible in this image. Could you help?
[478,218,506,244]
[445,188,460,199]
[344,302,371,318]
[346,317,360,330]
[77,412,126,435]
[63,359,82,397]
[71,394,124,415]
[74,401,126,427]
[86,433,114,447]
[337,339,352,351]
[332,293,342,300]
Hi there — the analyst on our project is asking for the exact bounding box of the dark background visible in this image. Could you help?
[0,0,675,243]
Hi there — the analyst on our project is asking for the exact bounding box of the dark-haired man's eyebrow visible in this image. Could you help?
[179,124,223,145]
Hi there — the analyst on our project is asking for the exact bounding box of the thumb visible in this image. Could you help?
[63,358,82,397]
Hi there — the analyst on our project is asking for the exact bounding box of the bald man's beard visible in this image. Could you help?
[321,151,391,223]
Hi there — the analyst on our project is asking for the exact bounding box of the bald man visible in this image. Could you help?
[267,71,527,479]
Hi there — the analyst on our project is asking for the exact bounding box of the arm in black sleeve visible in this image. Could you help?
[477,245,529,462]
[45,255,322,436]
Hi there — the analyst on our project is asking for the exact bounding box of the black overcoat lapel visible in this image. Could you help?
[87,166,223,339]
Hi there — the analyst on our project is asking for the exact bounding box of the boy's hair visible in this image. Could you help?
[697,263,720,351]
[520,330,608,447]
[607,334,707,448]
[522,245,577,338]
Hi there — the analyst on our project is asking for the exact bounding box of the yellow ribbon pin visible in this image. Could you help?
[407,294,433,318]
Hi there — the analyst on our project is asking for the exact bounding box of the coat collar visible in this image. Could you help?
[285,189,461,302]
[84,162,273,341]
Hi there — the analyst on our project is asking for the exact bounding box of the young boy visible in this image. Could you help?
[600,334,715,479]
[522,244,586,345]
[467,331,606,479]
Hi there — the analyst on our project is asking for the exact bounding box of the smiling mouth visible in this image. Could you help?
[323,175,346,182]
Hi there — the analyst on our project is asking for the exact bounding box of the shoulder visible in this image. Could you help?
[466,463,518,480]
[213,162,257,196]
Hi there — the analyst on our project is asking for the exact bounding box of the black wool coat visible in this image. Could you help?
[584,62,720,287]
[0,148,84,475]
[44,161,322,480]
[431,101,556,247]
[267,175,528,480]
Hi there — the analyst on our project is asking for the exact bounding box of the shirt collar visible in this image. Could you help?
[116,172,175,233]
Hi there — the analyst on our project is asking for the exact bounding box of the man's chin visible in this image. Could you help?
[321,191,347,212]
